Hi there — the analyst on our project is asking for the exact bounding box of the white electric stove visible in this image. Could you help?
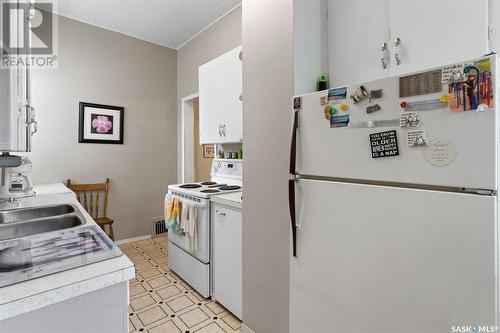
[166,159,242,298]
[168,182,242,199]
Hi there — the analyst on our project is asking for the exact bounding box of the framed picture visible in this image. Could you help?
[203,144,215,158]
[79,102,124,144]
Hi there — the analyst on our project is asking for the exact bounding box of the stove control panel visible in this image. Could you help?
[211,159,242,178]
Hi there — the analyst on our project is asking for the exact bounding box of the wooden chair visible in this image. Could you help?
[66,178,114,241]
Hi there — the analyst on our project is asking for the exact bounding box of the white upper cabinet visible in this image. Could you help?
[388,0,488,76]
[199,46,243,144]
[490,0,500,54]
[328,0,390,87]
[298,0,490,91]
[0,1,33,152]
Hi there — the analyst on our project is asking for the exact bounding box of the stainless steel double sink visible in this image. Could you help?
[0,204,86,241]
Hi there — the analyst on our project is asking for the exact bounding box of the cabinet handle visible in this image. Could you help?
[30,120,38,135]
[380,42,388,69]
[216,210,226,216]
[218,124,226,137]
[394,37,401,65]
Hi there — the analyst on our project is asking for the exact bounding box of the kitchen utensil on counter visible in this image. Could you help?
[0,155,34,200]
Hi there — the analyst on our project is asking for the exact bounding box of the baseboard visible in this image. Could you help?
[115,234,152,245]
[242,323,256,333]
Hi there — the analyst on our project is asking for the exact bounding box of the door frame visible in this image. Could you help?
[181,93,199,183]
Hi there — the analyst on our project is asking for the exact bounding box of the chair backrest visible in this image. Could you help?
[66,178,110,219]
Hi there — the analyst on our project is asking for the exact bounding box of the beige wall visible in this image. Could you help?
[177,6,242,181]
[193,101,213,181]
[28,16,177,241]
[242,0,293,332]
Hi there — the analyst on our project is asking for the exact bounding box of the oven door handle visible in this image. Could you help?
[167,194,208,208]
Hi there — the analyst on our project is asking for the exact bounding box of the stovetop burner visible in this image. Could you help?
[201,181,217,186]
[219,185,242,191]
[179,184,202,189]
[200,189,220,193]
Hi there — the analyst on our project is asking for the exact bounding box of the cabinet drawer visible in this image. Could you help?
[168,242,210,298]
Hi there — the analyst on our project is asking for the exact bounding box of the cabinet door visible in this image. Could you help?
[199,56,225,144]
[212,204,242,319]
[0,1,30,152]
[219,47,243,143]
[490,0,500,54]
[388,0,489,76]
[199,46,242,145]
[328,0,390,87]
[0,67,26,152]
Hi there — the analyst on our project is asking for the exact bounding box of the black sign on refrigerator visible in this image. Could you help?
[370,130,399,158]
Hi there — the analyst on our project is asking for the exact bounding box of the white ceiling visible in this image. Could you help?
[56,0,241,49]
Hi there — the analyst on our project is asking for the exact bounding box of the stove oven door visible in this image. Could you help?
[166,194,210,264]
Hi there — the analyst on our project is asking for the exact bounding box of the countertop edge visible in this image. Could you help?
[0,263,135,320]
[211,197,242,210]
[210,192,243,210]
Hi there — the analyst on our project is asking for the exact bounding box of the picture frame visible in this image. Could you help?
[203,144,215,158]
[78,102,124,144]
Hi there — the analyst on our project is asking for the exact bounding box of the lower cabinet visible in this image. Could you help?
[211,203,242,319]
[0,282,129,333]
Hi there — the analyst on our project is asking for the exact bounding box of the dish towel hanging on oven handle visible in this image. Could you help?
[183,204,198,252]
[165,194,182,234]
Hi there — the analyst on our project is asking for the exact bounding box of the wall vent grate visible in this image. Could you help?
[152,217,167,236]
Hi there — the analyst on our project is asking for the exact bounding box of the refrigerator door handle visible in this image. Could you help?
[289,179,297,257]
[290,110,299,175]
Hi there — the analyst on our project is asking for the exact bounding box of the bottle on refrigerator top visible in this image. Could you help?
[317,75,328,91]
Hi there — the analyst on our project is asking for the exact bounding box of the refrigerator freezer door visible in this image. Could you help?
[296,56,497,190]
[290,180,496,333]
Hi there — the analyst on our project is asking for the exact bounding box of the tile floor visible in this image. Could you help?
[119,235,242,333]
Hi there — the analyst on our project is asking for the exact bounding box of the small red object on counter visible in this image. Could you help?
[400,101,407,109]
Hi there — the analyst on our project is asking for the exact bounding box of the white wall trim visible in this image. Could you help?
[182,93,200,102]
[115,234,152,245]
[176,3,242,50]
[242,324,256,333]
[181,93,199,183]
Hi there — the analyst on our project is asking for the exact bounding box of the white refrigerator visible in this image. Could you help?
[289,55,499,333]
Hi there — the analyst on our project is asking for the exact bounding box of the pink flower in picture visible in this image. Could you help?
[91,115,113,134]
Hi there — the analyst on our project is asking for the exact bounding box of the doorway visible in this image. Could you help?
[181,93,214,183]
[192,100,213,181]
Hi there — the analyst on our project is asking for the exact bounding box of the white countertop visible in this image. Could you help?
[0,183,135,321]
[31,183,73,196]
[210,191,243,210]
